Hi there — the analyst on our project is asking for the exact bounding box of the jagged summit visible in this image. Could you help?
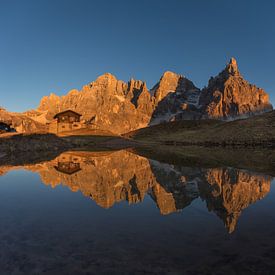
[96,72,117,80]
[162,70,184,78]
[89,73,119,88]
[228,57,238,67]
[152,71,197,102]
[25,59,272,134]
[199,58,272,119]
[225,57,240,76]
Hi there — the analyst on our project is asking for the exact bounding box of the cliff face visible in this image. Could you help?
[199,58,273,119]
[1,150,272,232]
[38,74,154,134]
[0,108,46,133]
[36,71,200,134]
[15,57,271,134]
[150,71,201,124]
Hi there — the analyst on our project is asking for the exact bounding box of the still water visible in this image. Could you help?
[0,150,274,274]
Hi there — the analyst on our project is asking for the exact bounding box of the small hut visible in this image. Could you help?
[50,110,83,133]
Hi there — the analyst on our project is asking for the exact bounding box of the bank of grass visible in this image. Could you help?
[126,111,275,147]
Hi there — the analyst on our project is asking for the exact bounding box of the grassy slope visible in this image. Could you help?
[126,111,275,147]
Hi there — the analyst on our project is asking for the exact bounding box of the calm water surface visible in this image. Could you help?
[0,150,274,274]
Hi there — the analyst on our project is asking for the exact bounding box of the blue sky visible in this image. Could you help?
[0,0,274,112]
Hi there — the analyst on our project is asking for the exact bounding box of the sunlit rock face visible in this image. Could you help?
[37,71,200,134]
[33,58,273,133]
[0,108,46,133]
[198,168,271,233]
[199,58,273,119]
[37,74,154,134]
[150,71,201,124]
[1,150,272,233]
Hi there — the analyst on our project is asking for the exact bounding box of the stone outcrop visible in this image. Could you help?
[37,74,154,134]
[150,71,201,124]
[0,108,46,133]
[199,58,273,119]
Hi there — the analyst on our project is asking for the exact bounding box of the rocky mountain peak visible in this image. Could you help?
[199,58,273,119]
[49,92,59,99]
[128,78,144,90]
[162,70,182,79]
[92,73,117,86]
[152,71,195,104]
[38,93,60,112]
[225,57,239,76]
[229,57,237,66]
[67,89,79,96]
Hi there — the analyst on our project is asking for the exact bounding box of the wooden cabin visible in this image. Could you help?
[53,110,82,123]
[50,110,83,133]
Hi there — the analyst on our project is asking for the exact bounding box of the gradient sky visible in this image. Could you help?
[0,0,274,112]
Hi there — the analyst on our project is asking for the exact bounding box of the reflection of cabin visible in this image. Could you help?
[49,110,83,133]
[54,153,82,175]
[54,162,81,175]
[0,122,11,133]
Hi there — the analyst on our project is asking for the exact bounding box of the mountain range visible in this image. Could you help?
[0,58,273,134]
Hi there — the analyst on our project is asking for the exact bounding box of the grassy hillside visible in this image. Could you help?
[125,111,275,147]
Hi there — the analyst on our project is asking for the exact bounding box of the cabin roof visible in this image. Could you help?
[53,110,82,119]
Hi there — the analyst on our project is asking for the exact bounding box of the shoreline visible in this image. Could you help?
[0,131,274,155]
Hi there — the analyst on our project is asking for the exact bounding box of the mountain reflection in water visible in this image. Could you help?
[1,150,272,233]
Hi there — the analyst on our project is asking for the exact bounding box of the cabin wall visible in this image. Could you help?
[49,120,85,134]
[57,122,82,132]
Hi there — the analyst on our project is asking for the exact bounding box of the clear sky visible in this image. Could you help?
[0,0,274,112]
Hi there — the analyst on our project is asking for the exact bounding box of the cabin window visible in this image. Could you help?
[69,117,75,123]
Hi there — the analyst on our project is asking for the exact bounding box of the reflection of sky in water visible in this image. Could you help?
[0,157,274,274]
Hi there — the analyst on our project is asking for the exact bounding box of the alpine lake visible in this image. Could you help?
[0,146,274,274]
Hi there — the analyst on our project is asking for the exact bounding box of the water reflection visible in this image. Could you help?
[0,150,272,233]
